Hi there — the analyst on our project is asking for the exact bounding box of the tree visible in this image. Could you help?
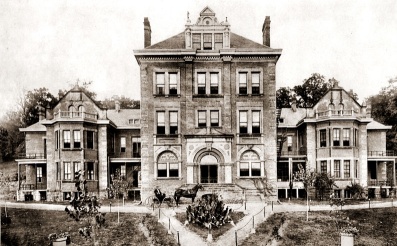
[313,173,337,200]
[293,163,316,198]
[0,127,8,161]
[345,182,365,199]
[293,73,332,108]
[101,96,140,109]
[276,87,292,108]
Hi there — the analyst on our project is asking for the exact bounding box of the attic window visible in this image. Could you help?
[279,118,284,123]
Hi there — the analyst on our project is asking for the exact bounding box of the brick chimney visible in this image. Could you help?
[262,16,271,47]
[144,17,151,48]
[36,105,45,121]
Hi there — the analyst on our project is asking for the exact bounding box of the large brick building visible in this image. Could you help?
[16,7,396,202]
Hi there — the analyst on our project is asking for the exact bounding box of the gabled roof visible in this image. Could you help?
[107,109,140,128]
[20,121,46,132]
[146,32,274,50]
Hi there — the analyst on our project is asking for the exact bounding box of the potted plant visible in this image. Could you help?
[48,232,71,246]
[340,226,359,246]
[329,196,358,246]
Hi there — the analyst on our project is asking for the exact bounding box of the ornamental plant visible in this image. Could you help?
[64,170,106,242]
[329,195,359,236]
[48,232,71,245]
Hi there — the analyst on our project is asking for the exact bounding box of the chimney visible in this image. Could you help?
[36,105,45,121]
[115,100,120,112]
[262,16,271,47]
[144,17,151,48]
[291,97,297,112]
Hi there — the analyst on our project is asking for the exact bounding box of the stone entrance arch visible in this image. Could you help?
[194,149,224,184]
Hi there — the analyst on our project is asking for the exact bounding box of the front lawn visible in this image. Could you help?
[242,207,397,246]
[1,207,177,246]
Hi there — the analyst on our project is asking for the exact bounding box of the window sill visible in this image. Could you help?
[153,94,180,98]
[61,148,83,151]
[156,134,180,138]
[236,94,264,97]
[238,133,262,137]
[237,176,263,179]
[332,146,353,149]
[193,94,224,98]
[156,177,181,180]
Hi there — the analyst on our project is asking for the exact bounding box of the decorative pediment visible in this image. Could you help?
[196,6,219,25]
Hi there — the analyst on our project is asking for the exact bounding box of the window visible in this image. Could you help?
[239,110,261,134]
[197,73,206,94]
[252,72,260,95]
[239,151,261,177]
[169,73,178,95]
[73,130,81,148]
[63,130,71,148]
[132,137,141,158]
[214,33,223,49]
[87,131,94,149]
[74,162,81,175]
[287,136,293,151]
[198,110,207,128]
[353,129,358,146]
[156,73,165,95]
[120,165,126,179]
[344,160,351,178]
[320,161,327,174]
[210,73,219,94]
[157,112,165,134]
[320,129,327,147]
[37,166,42,183]
[56,162,61,180]
[64,162,71,180]
[192,33,201,50]
[169,111,178,134]
[157,152,179,178]
[277,162,289,181]
[355,160,358,178]
[210,110,219,127]
[343,129,350,146]
[87,162,94,180]
[252,111,260,134]
[333,129,340,146]
[239,111,248,133]
[55,131,59,150]
[203,33,212,50]
[120,137,126,152]
[334,160,341,178]
[239,73,248,95]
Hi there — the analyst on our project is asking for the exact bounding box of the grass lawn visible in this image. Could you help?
[1,207,177,246]
[175,211,245,240]
[242,207,397,246]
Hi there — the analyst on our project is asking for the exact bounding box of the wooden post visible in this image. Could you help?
[235,230,238,246]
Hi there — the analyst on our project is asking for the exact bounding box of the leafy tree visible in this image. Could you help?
[313,173,337,200]
[293,163,316,198]
[101,96,140,109]
[345,182,365,199]
[276,87,292,108]
[293,73,332,108]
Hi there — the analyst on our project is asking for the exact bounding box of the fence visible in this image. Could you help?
[157,208,181,245]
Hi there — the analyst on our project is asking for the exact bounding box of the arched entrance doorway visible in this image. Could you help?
[197,151,222,184]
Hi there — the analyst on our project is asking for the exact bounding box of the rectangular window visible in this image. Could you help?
[203,33,212,50]
[56,162,61,180]
[169,111,178,134]
[120,137,126,152]
[169,163,179,177]
[355,160,358,178]
[73,130,81,148]
[55,131,59,150]
[197,73,206,94]
[320,129,327,147]
[63,130,71,148]
[353,129,358,146]
[277,162,289,181]
[333,129,340,146]
[252,111,260,134]
[169,73,178,95]
[157,163,167,177]
[320,161,327,174]
[240,162,249,176]
[239,73,248,95]
[334,160,341,178]
[210,73,219,94]
[239,111,248,133]
[343,129,350,146]
[287,136,293,151]
[210,110,219,127]
[344,160,351,178]
[87,131,94,149]
[198,110,207,128]
[156,73,165,95]
[214,33,223,49]
[37,166,42,183]
[157,112,165,134]
[252,72,260,95]
[64,162,71,180]
[120,165,126,179]
[74,162,81,175]
[87,162,94,180]
[192,33,201,50]
[132,137,141,158]
[251,162,261,176]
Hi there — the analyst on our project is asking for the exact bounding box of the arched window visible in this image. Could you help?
[338,103,344,115]
[78,105,85,116]
[239,151,261,177]
[157,151,179,178]
[68,105,75,117]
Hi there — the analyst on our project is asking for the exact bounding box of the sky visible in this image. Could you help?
[1,0,397,119]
